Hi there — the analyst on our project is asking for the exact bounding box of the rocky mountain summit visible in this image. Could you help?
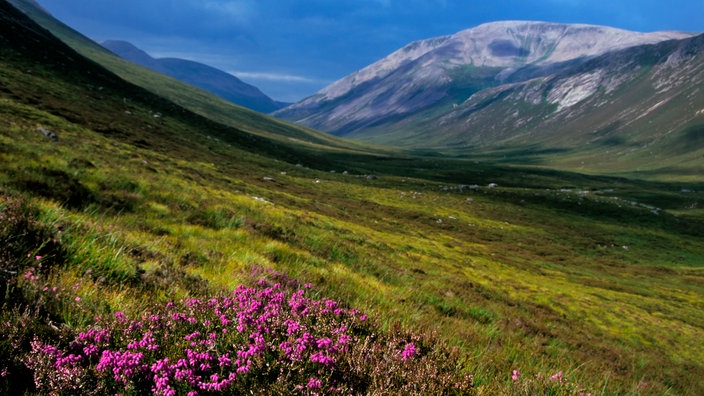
[315,21,689,100]
[274,21,696,145]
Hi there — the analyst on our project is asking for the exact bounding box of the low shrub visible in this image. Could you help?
[23,280,473,395]
[0,192,65,304]
[0,193,67,393]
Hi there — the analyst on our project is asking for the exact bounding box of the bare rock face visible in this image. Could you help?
[275,21,693,136]
[314,21,690,102]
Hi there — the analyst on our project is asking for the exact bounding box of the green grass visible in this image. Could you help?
[3,95,703,393]
[2,3,704,394]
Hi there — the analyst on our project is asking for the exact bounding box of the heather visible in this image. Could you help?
[0,192,610,396]
[13,257,473,395]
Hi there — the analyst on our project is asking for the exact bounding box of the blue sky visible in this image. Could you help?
[37,0,703,102]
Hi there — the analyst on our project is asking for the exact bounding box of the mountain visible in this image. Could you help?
[274,21,703,175]
[416,33,704,173]
[275,21,692,133]
[102,40,287,113]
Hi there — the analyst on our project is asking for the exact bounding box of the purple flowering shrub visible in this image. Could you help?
[24,279,473,395]
[0,193,65,305]
[0,194,69,394]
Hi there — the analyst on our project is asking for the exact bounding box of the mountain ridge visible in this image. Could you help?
[102,40,287,113]
[306,21,693,105]
[274,21,703,176]
[277,21,692,115]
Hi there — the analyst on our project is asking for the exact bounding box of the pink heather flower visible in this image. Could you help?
[35,255,42,261]
[185,331,201,341]
[310,351,335,366]
[279,341,294,358]
[83,344,99,357]
[316,337,333,350]
[218,354,231,368]
[550,371,563,382]
[23,270,38,282]
[401,342,417,361]
[359,314,368,322]
[307,377,322,389]
[511,370,520,381]
[75,297,81,302]
[338,334,352,346]
[150,358,169,374]
[285,319,300,335]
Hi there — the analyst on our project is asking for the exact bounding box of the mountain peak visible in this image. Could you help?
[302,21,693,105]
[102,40,156,66]
[101,40,286,113]
[275,21,700,146]
[453,20,692,65]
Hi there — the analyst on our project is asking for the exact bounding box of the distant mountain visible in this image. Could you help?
[7,0,355,152]
[102,40,287,113]
[274,22,701,163]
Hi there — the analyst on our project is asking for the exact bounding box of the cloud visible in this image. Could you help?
[230,71,327,83]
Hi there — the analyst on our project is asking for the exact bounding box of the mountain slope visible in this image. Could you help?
[274,21,702,177]
[102,40,286,113]
[0,0,335,169]
[343,33,704,178]
[276,21,691,131]
[424,34,704,175]
[7,0,366,152]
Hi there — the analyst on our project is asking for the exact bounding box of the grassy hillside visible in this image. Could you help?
[2,1,704,395]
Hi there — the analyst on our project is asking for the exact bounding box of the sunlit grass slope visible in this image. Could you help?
[2,1,704,394]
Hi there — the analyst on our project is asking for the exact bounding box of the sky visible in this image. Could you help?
[37,0,703,103]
